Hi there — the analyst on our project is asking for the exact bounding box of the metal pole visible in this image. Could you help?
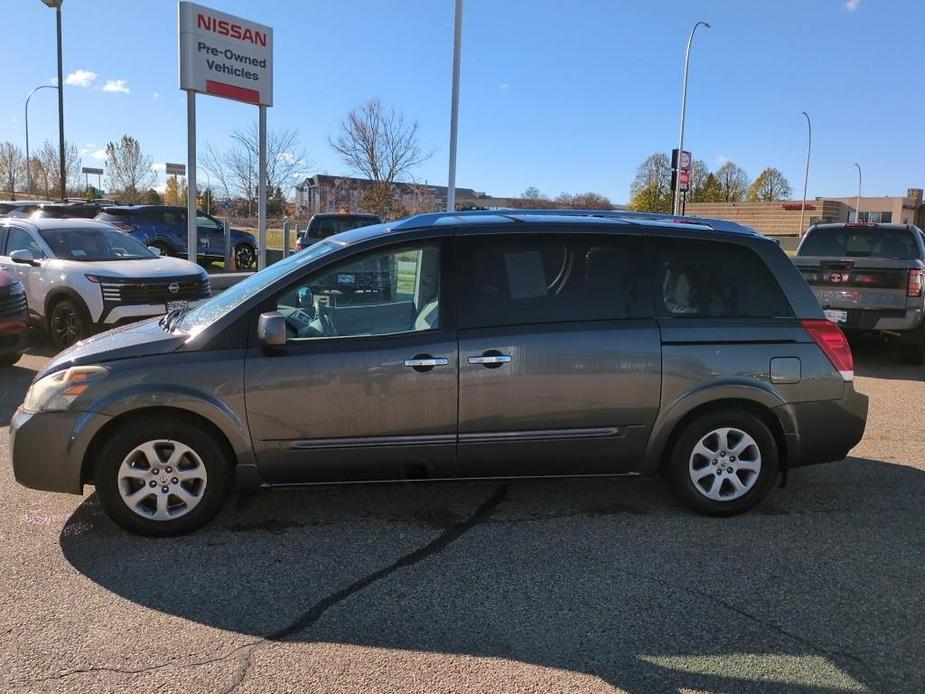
[673,20,710,216]
[186,91,197,263]
[258,104,267,269]
[55,4,66,201]
[799,111,812,236]
[446,0,463,213]
[25,85,60,198]
[854,163,862,223]
[223,218,232,269]
[283,220,291,257]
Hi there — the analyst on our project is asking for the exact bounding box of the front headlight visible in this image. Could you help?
[22,366,108,413]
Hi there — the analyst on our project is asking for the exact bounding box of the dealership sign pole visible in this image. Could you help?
[178,1,273,269]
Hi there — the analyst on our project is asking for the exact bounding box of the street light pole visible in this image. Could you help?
[41,0,66,200]
[24,84,58,196]
[799,111,812,236]
[673,20,711,216]
[446,0,463,213]
[854,163,862,223]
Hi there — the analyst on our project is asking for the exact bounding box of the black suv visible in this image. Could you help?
[295,213,381,251]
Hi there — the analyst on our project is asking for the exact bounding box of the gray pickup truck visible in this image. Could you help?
[794,222,925,363]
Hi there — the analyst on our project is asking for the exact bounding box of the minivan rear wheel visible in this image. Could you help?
[666,410,779,516]
[94,419,230,536]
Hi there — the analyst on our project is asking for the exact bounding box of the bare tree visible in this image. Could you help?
[34,140,82,198]
[105,135,154,203]
[569,192,614,210]
[201,124,310,214]
[715,160,750,202]
[0,143,25,199]
[329,99,431,186]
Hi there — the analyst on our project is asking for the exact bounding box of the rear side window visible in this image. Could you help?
[654,238,792,318]
[457,234,651,329]
[308,216,379,238]
[798,227,920,259]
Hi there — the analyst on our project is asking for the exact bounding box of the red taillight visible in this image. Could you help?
[801,319,854,381]
[907,269,923,298]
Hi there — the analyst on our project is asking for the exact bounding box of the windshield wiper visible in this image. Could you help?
[159,308,189,333]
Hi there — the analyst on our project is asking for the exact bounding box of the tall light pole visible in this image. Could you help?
[41,0,66,201]
[854,162,862,223]
[799,111,812,236]
[446,0,463,212]
[24,84,59,196]
[673,20,711,216]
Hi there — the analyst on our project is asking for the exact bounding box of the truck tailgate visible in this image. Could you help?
[793,256,914,317]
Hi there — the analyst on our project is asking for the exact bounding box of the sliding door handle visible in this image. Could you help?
[468,353,512,366]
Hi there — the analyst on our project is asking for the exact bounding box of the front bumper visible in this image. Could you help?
[785,386,869,468]
[0,319,30,357]
[10,407,112,494]
[98,299,207,326]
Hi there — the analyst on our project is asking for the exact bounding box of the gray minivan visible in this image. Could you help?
[9,212,868,535]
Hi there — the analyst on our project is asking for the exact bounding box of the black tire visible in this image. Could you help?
[94,418,230,536]
[665,409,779,516]
[0,352,22,367]
[234,243,256,270]
[48,297,92,351]
[898,332,925,365]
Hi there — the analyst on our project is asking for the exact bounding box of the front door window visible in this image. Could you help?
[276,243,441,341]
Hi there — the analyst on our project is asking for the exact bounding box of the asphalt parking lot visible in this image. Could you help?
[0,338,922,694]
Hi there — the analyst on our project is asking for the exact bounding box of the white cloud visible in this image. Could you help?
[78,143,97,156]
[91,149,107,161]
[498,83,510,91]
[49,77,58,86]
[716,155,731,166]
[102,79,130,94]
[153,91,160,99]
[844,0,860,11]
[151,163,166,173]
[65,69,97,87]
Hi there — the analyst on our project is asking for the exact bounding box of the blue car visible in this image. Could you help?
[95,205,257,269]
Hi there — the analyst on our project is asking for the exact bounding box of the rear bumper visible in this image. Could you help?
[784,386,869,468]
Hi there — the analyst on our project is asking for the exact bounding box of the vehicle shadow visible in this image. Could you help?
[851,335,925,382]
[59,457,923,692]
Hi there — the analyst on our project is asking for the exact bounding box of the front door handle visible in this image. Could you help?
[403,354,449,372]
[468,352,512,367]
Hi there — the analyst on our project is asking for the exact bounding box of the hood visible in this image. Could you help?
[38,317,186,378]
[230,228,256,244]
[65,256,206,279]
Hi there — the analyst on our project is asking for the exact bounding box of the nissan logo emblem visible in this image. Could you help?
[829,272,848,283]
[168,282,180,295]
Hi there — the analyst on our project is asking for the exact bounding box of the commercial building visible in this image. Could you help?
[686,188,925,237]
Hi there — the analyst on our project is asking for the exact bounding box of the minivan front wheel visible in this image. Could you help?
[666,410,779,516]
[94,419,230,536]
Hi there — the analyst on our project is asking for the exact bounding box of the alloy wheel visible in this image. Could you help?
[688,427,762,501]
[52,305,81,347]
[117,440,208,521]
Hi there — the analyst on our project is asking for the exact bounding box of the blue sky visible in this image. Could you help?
[2,0,920,203]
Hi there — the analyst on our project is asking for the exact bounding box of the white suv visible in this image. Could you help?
[0,218,210,350]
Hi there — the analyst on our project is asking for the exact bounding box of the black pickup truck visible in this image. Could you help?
[793,222,925,363]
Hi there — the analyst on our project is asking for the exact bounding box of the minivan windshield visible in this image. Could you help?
[178,239,342,336]
[798,226,920,259]
[38,227,155,261]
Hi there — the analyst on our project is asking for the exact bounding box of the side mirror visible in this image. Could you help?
[257,311,287,347]
[147,245,162,256]
[10,249,37,266]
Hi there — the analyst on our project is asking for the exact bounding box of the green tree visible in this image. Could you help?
[697,173,724,202]
[628,153,671,213]
[747,167,792,202]
[143,188,162,204]
[163,175,187,205]
[105,135,154,203]
[687,159,710,202]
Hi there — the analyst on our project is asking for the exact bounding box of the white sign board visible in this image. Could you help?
[178,1,273,106]
[165,162,186,176]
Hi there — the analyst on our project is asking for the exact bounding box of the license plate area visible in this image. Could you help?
[824,309,848,324]
[166,300,189,312]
